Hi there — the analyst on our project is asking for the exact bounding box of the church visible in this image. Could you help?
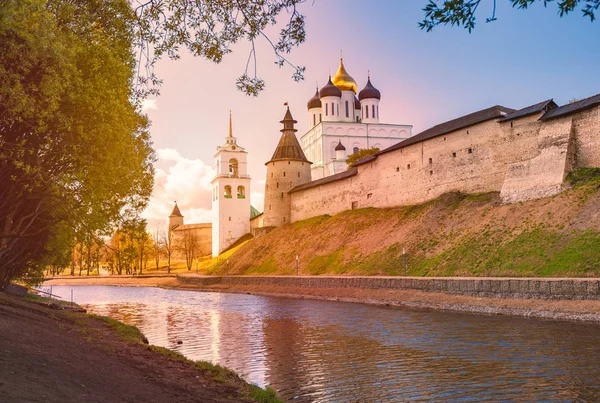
[301,58,412,179]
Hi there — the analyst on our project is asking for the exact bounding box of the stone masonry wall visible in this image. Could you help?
[177,275,600,300]
[500,117,574,203]
[290,108,600,222]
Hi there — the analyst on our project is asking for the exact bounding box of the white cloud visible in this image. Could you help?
[141,99,158,112]
[143,148,215,230]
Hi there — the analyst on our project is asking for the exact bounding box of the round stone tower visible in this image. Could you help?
[263,107,312,227]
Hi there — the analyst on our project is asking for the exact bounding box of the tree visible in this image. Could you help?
[151,225,163,271]
[0,0,154,288]
[346,148,381,170]
[182,230,199,271]
[132,0,308,96]
[162,228,175,274]
[420,0,599,32]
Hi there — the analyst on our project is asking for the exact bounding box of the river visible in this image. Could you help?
[49,285,600,402]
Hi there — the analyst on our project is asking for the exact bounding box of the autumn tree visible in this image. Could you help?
[151,226,163,271]
[420,0,599,32]
[162,229,175,274]
[346,148,381,170]
[182,230,199,271]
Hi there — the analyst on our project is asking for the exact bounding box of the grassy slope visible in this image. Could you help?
[220,169,600,278]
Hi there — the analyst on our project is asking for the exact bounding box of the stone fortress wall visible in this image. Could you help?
[288,98,600,223]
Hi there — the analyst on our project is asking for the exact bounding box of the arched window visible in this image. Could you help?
[237,185,245,198]
[353,147,359,154]
[377,105,379,119]
[372,105,375,119]
[319,114,322,122]
[313,114,316,126]
[345,101,349,117]
[365,105,369,119]
[228,158,238,176]
[325,103,328,116]
[224,185,232,198]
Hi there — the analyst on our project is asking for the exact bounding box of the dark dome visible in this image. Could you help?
[319,77,342,98]
[307,88,321,110]
[335,140,346,151]
[358,77,381,101]
[354,96,361,110]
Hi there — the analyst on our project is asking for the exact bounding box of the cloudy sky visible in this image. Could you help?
[141,0,600,229]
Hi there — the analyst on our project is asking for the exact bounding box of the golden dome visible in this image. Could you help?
[332,58,357,93]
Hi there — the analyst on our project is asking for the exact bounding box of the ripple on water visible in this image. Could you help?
[50,285,600,402]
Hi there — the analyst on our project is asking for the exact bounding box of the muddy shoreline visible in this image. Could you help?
[0,291,279,402]
[44,275,600,323]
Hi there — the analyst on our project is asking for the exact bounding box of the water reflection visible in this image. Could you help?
[51,286,600,402]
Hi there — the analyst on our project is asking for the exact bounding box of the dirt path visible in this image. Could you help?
[0,292,274,403]
[45,276,600,322]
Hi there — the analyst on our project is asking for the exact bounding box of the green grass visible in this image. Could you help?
[407,229,600,277]
[89,314,148,344]
[249,386,282,403]
[25,293,80,308]
[567,167,600,187]
[246,257,280,274]
[202,240,252,275]
[307,249,346,275]
[148,346,282,402]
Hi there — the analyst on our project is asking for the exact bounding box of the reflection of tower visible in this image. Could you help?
[263,107,312,227]
[211,112,251,256]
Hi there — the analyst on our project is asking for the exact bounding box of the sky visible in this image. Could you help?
[141,0,600,229]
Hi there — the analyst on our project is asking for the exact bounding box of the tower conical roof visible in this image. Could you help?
[170,202,183,217]
[267,107,310,164]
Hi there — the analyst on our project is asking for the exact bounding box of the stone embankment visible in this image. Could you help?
[177,275,600,300]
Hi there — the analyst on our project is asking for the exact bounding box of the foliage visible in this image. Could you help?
[0,0,155,288]
[104,219,152,275]
[250,386,282,403]
[566,168,600,187]
[345,147,380,169]
[420,0,600,32]
[132,0,308,96]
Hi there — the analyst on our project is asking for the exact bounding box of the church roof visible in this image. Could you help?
[307,88,321,110]
[354,96,361,110]
[499,99,557,122]
[170,203,183,217]
[332,58,357,93]
[335,140,346,151]
[540,93,600,121]
[250,205,262,219]
[358,77,381,101]
[267,107,311,164]
[319,76,342,98]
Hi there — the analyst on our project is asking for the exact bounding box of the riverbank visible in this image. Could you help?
[0,291,279,402]
[44,275,600,323]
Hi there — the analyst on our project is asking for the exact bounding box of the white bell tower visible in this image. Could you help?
[211,112,251,257]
